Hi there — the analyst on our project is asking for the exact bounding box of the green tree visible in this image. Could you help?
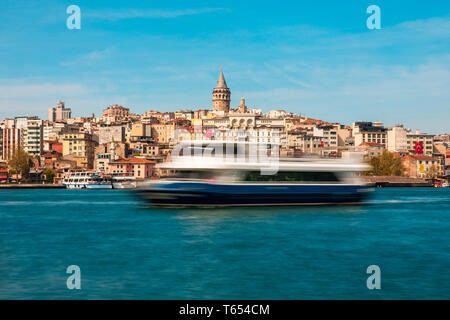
[45,168,56,183]
[7,148,30,180]
[366,151,404,176]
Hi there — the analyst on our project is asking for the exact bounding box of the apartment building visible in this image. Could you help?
[387,126,408,153]
[406,131,434,156]
[48,100,72,122]
[16,116,43,157]
[353,122,387,147]
[0,119,20,161]
[313,125,338,154]
[151,123,176,146]
[62,132,96,169]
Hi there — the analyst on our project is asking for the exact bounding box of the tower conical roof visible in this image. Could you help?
[215,65,228,89]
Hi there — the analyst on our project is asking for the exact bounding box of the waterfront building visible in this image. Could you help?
[53,158,78,183]
[0,165,8,183]
[432,143,450,177]
[48,101,72,122]
[108,158,156,179]
[401,154,443,178]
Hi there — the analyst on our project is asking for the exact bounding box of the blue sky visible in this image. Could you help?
[0,0,449,133]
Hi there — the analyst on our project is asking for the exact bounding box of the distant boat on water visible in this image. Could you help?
[63,172,137,189]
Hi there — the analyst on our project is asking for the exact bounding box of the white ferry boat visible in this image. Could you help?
[63,172,112,189]
[138,141,374,207]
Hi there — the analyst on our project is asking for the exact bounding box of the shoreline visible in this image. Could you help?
[362,176,434,188]
[0,178,438,189]
[0,184,65,189]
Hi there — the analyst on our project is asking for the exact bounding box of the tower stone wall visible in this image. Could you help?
[212,66,231,113]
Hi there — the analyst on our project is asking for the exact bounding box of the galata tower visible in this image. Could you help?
[212,66,231,112]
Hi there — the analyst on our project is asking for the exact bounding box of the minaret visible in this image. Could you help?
[238,97,247,113]
[212,66,231,113]
[111,139,117,161]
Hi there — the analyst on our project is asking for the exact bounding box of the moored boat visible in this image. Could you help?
[63,172,112,189]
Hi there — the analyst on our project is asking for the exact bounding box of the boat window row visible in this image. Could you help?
[242,171,340,182]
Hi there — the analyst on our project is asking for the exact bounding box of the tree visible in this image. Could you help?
[7,148,30,180]
[45,168,56,183]
[424,166,439,179]
[366,151,404,176]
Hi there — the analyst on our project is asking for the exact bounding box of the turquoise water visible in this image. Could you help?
[0,188,449,299]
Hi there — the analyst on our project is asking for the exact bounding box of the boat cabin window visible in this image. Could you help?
[242,171,340,182]
[175,170,216,180]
